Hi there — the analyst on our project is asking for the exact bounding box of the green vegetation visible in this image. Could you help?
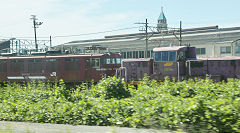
[0,76,239,132]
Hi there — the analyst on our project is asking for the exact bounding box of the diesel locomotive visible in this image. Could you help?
[118,46,240,81]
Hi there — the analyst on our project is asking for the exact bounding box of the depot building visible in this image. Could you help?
[56,9,240,59]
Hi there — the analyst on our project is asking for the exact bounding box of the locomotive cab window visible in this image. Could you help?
[154,51,176,62]
[178,51,185,61]
[92,58,100,68]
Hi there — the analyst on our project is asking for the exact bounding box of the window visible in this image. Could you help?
[85,59,90,68]
[235,46,240,54]
[64,58,80,62]
[139,51,144,58]
[46,58,60,72]
[106,58,111,64]
[104,58,115,64]
[29,59,42,63]
[10,59,24,72]
[122,52,127,59]
[169,51,176,61]
[155,51,162,62]
[179,51,185,61]
[103,58,121,64]
[133,51,138,58]
[64,58,80,71]
[162,51,168,61]
[11,59,24,63]
[116,58,122,64]
[150,50,153,58]
[111,58,115,64]
[196,48,206,55]
[0,60,7,72]
[220,46,231,54]
[127,51,132,58]
[92,58,100,68]
[133,51,136,58]
[46,59,58,62]
[154,51,177,62]
[28,59,42,73]
[147,51,150,58]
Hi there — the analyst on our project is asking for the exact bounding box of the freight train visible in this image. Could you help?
[118,46,240,81]
[0,52,121,82]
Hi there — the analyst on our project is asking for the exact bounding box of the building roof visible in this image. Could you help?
[57,26,240,52]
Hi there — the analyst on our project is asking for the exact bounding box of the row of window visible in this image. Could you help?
[122,47,233,59]
[121,50,153,59]
[122,47,236,58]
[196,48,206,55]
[102,58,122,64]
[220,46,231,54]
[197,46,237,55]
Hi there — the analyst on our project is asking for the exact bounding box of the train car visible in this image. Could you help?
[0,53,121,82]
[119,46,240,81]
[120,58,153,81]
[187,57,240,81]
[151,46,196,81]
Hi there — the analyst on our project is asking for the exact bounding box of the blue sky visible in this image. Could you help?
[0,0,239,45]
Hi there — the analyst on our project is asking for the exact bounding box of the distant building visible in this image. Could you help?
[0,40,10,53]
[56,9,240,58]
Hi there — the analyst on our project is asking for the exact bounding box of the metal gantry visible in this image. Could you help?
[0,38,51,55]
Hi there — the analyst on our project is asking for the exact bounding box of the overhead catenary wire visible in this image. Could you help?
[0,26,139,40]
[53,26,139,38]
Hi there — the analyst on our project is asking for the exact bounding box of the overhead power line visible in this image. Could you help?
[53,26,139,38]
[0,26,139,39]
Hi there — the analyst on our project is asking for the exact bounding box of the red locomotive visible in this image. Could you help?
[119,46,240,81]
[0,53,121,82]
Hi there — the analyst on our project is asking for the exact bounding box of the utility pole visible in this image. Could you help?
[135,19,149,57]
[144,19,148,57]
[50,36,52,50]
[179,21,182,46]
[30,15,43,52]
[18,40,21,54]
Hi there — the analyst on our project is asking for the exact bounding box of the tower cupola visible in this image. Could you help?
[157,7,168,31]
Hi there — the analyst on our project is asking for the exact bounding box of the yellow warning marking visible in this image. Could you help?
[164,62,173,66]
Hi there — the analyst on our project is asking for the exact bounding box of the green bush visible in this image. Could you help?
[0,76,239,132]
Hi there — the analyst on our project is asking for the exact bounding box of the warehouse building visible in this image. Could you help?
[56,9,240,58]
